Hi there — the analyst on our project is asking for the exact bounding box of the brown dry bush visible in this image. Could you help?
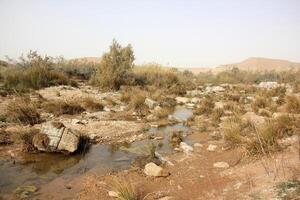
[194,96,214,115]
[11,127,41,152]
[5,97,41,125]
[285,95,300,113]
[251,96,269,112]
[211,108,224,123]
[82,97,104,111]
[110,178,139,200]
[223,114,297,156]
[153,107,173,119]
[3,51,75,93]
[43,99,85,116]
[121,87,147,110]
[169,130,183,146]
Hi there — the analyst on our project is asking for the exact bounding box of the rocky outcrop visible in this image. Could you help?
[33,122,81,153]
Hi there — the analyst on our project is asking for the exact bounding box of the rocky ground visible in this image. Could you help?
[0,81,300,200]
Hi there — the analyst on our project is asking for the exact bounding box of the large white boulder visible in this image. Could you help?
[33,122,81,153]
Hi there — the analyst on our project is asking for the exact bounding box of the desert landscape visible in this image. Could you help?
[0,42,299,199]
[1,1,300,200]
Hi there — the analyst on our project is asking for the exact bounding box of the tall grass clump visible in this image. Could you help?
[285,95,300,113]
[55,57,97,80]
[42,99,85,116]
[2,51,73,92]
[251,96,269,112]
[110,179,139,200]
[194,96,215,115]
[81,97,104,111]
[5,96,41,125]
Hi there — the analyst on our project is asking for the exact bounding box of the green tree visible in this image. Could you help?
[93,40,135,90]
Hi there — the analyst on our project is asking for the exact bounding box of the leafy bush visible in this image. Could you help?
[91,40,135,90]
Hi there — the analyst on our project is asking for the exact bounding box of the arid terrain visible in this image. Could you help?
[0,44,300,200]
[186,57,300,74]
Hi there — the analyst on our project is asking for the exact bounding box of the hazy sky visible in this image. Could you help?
[0,0,299,67]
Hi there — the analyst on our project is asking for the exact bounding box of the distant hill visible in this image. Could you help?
[186,57,300,74]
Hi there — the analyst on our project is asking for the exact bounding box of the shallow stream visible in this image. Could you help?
[0,107,194,196]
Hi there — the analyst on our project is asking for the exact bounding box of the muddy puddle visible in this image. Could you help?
[0,106,194,197]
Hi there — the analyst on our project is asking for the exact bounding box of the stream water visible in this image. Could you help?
[0,106,193,196]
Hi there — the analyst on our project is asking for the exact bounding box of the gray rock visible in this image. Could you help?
[180,142,194,153]
[33,122,81,153]
[145,98,158,109]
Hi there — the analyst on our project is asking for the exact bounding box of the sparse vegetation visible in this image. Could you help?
[91,40,135,90]
[5,96,41,125]
[169,130,183,146]
[194,96,214,115]
[82,97,104,111]
[2,51,75,93]
[285,95,300,113]
[110,178,138,200]
[42,99,85,116]
[251,96,269,112]
[276,180,300,200]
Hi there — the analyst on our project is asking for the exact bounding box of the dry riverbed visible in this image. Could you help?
[0,82,300,200]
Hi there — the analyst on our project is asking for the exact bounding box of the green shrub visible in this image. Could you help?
[91,40,135,90]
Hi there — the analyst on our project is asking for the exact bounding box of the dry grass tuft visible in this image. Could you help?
[43,99,85,116]
[285,95,300,113]
[110,178,139,200]
[251,96,269,112]
[194,96,214,115]
[82,97,104,111]
[5,96,41,125]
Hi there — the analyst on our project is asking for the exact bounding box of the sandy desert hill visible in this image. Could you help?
[186,57,300,74]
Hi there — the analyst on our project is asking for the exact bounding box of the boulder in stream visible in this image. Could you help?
[33,122,81,153]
